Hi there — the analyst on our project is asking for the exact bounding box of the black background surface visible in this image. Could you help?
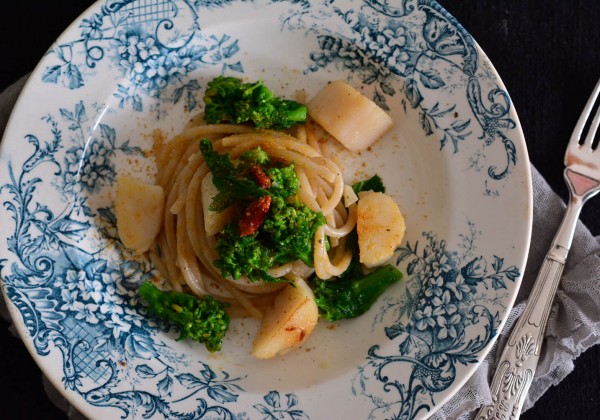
[1,1,599,419]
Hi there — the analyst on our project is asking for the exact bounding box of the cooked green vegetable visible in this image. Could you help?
[351,174,385,194]
[262,195,326,266]
[214,192,326,282]
[240,147,270,165]
[214,223,277,282]
[265,165,299,197]
[203,141,326,282]
[200,139,267,212]
[138,282,230,352]
[312,264,402,322]
[203,76,308,129]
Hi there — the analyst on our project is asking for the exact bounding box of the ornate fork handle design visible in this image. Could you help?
[477,168,600,420]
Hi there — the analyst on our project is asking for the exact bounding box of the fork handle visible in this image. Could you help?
[475,255,566,420]
[476,169,597,420]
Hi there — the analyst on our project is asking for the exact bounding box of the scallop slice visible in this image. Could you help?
[251,277,318,359]
[116,175,164,253]
[357,191,405,268]
[308,80,394,151]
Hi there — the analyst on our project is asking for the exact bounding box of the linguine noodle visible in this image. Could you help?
[150,121,355,318]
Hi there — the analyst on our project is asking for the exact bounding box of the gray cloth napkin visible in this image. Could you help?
[2,76,600,420]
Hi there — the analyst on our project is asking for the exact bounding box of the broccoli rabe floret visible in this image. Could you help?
[203,76,307,129]
[240,147,270,165]
[312,265,402,322]
[138,282,230,352]
[215,196,326,282]
[263,196,326,266]
[352,174,385,194]
[200,139,268,212]
[265,165,299,197]
[204,142,325,282]
[214,223,277,282]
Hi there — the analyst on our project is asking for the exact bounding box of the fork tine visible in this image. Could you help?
[582,93,600,149]
[570,78,600,148]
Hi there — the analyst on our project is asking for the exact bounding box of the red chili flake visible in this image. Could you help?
[250,165,271,189]
[285,326,307,342]
[239,195,271,237]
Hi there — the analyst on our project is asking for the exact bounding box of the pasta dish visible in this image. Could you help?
[116,77,405,358]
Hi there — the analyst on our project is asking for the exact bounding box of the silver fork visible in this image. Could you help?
[476,78,600,420]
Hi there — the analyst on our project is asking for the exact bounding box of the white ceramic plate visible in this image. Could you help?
[0,1,532,418]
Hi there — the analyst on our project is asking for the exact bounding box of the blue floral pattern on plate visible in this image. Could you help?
[0,1,531,419]
[43,0,242,114]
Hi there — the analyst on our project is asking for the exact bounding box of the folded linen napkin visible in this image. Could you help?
[1,76,600,419]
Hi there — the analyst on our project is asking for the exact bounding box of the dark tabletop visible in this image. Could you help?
[1,1,599,419]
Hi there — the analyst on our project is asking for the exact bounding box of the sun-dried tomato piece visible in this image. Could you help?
[239,195,271,237]
[250,164,271,189]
